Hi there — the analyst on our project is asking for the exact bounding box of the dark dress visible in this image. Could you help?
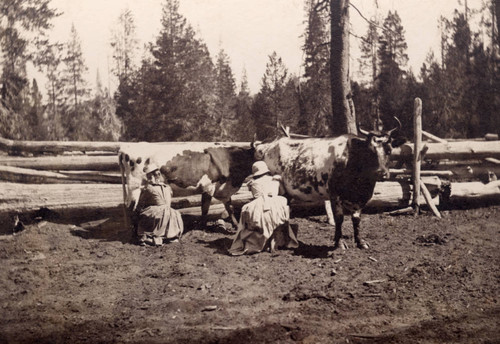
[135,183,183,243]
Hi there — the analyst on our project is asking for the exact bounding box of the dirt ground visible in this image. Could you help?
[0,203,499,344]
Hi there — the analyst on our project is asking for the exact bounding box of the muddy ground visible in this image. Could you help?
[0,204,499,344]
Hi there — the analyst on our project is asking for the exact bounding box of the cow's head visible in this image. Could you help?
[353,117,405,179]
[119,143,163,209]
[118,152,143,208]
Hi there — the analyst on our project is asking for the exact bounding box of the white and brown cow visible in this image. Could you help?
[119,142,255,229]
[255,123,405,250]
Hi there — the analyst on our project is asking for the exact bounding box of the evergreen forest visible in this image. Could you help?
[1,0,499,142]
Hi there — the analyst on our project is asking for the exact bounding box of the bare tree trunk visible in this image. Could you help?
[330,0,356,135]
[495,0,500,49]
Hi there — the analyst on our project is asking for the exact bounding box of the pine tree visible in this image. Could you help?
[88,70,122,141]
[111,8,140,140]
[239,68,250,96]
[419,52,451,137]
[301,0,331,136]
[0,0,58,139]
[442,10,475,137]
[62,24,90,139]
[214,48,236,140]
[38,43,66,140]
[233,68,256,141]
[110,8,139,83]
[251,92,273,140]
[376,10,409,129]
[27,79,44,139]
[260,51,289,137]
[358,19,381,127]
[359,21,379,86]
[142,0,216,141]
[419,3,500,139]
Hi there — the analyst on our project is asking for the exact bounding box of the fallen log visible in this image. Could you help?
[389,169,453,177]
[0,165,122,184]
[1,179,498,226]
[58,171,122,184]
[0,183,123,213]
[0,180,439,215]
[0,155,118,171]
[426,162,500,182]
[392,140,500,161]
[484,157,500,165]
[446,180,500,205]
[0,136,252,155]
[420,181,441,218]
[0,136,122,154]
[422,130,448,144]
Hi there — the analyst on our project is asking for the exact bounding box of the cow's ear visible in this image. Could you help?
[391,136,406,148]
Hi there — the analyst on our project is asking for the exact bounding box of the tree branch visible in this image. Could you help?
[349,2,398,35]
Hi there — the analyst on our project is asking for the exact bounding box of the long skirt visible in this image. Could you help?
[137,205,184,240]
[228,195,298,255]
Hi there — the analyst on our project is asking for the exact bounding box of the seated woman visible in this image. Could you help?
[228,161,298,255]
[135,163,184,246]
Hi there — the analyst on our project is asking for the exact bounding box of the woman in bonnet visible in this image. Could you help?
[228,161,298,255]
[134,163,184,246]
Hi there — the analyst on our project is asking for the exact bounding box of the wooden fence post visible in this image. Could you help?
[119,155,130,231]
[413,98,422,214]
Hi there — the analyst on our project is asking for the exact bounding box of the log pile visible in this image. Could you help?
[0,178,441,215]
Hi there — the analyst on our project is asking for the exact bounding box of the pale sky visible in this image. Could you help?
[37,0,483,96]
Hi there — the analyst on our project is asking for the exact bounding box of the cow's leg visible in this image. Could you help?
[222,201,238,227]
[201,192,212,227]
[331,199,348,250]
[128,202,139,240]
[269,235,276,253]
[333,214,348,250]
[324,200,335,225]
[352,210,369,249]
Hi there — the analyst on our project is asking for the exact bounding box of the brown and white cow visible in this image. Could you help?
[119,142,255,229]
[255,122,405,250]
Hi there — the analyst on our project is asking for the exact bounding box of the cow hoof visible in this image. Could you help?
[333,240,348,250]
[356,240,369,249]
[215,219,236,234]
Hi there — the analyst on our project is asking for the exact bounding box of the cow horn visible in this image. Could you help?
[251,140,263,149]
[357,123,370,136]
[280,123,290,138]
[251,134,257,149]
[387,116,402,136]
